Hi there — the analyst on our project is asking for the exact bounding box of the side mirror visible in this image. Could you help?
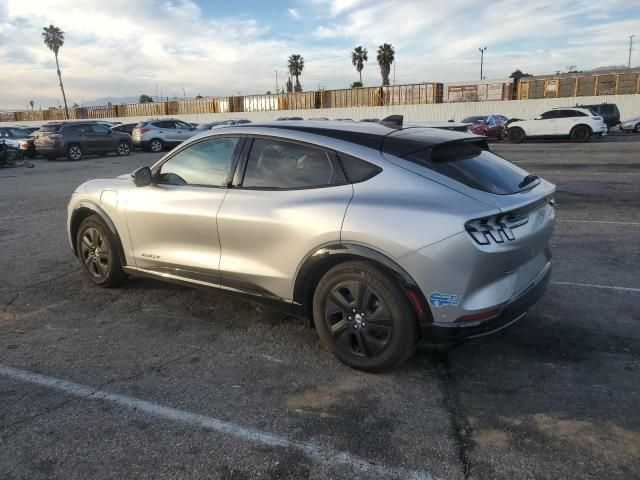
[132,166,152,187]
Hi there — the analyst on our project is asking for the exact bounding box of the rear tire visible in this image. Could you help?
[76,216,128,287]
[313,261,419,372]
[570,125,591,142]
[116,141,130,156]
[67,144,83,161]
[508,127,525,144]
[148,138,163,153]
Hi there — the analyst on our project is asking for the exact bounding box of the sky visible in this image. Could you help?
[0,0,638,109]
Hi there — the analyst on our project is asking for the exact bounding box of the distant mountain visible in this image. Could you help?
[589,65,630,71]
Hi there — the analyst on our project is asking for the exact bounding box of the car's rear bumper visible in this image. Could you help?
[421,262,551,344]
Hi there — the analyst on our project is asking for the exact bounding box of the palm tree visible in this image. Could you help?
[287,54,305,92]
[42,25,69,119]
[29,100,34,110]
[351,46,368,85]
[376,43,395,86]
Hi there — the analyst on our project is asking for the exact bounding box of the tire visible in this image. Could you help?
[67,144,83,161]
[116,141,130,156]
[148,138,163,153]
[570,125,591,143]
[76,216,128,287]
[508,127,525,144]
[313,261,419,372]
[634,123,640,133]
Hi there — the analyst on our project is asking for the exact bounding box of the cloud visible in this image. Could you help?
[0,0,638,110]
[288,8,300,19]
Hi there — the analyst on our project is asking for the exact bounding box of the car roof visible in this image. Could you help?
[550,107,593,115]
[223,120,479,151]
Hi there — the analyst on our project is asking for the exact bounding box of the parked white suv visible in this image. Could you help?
[132,119,199,152]
[507,107,606,143]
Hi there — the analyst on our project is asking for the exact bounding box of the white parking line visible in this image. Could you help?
[552,281,640,293]
[558,219,640,226]
[0,365,431,480]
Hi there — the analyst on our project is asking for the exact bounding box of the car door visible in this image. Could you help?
[88,123,117,150]
[125,135,244,284]
[485,116,500,139]
[216,137,354,301]
[154,120,177,143]
[174,120,196,142]
[529,110,558,136]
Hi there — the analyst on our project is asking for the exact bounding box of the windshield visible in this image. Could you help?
[461,116,486,124]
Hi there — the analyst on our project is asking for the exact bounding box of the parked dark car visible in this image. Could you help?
[111,123,138,135]
[577,103,620,128]
[35,121,132,161]
[462,115,509,140]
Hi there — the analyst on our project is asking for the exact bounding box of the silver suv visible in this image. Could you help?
[132,119,199,152]
[67,120,556,371]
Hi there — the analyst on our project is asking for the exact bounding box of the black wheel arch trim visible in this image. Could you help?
[293,243,433,327]
[70,201,127,266]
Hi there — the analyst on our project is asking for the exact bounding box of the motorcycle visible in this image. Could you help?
[0,139,27,168]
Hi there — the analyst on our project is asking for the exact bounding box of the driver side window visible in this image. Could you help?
[157,137,241,187]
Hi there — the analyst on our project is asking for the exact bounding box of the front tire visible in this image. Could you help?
[313,261,419,372]
[116,141,130,156]
[76,216,128,287]
[634,123,640,133]
[508,127,525,143]
[570,125,591,142]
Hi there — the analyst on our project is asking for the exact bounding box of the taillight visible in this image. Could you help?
[137,127,150,135]
[466,212,529,245]
[593,116,603,121]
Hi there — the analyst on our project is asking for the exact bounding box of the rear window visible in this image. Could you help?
[40,125,61,132]
[392,138,532,195]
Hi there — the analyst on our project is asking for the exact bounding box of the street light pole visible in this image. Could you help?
[479,47,487,80]
[629,35,635,69]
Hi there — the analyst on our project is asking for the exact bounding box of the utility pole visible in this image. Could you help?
[182,87,186,99]
[479,47,487,80]
[393,61,396,86]
[629,35,635,68]
[155,84,158,102]
[275,70,279,94]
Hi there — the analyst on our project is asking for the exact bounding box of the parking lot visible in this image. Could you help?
[1,134,639,479]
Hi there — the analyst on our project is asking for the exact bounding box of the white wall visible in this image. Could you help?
[6,94,640,126]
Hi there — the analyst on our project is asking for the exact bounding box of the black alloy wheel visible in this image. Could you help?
[313,261,418,371]
[76,216,127,287]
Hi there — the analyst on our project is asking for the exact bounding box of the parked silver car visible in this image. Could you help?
[131,119,199,152]
[67,120,556,371]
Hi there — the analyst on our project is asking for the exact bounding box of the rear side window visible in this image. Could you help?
[40,125,61,133]
[339,154,381,183]
[540,111,558,119]
[90,124,110,133]
[392,136,531,195]
[153,121,174,129]
[242,138,347,189]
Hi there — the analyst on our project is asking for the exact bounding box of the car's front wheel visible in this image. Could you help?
[634,123,640,133]
[313,261,419,372]
[508,127,525,143]
[76,216,128,287]
[116,141,130,156]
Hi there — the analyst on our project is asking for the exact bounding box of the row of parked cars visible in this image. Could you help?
[1,102,637,161]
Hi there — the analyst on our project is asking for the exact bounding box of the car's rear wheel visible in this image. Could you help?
[148,139,163,153]
[508,127,525,143]
[76,216,127,287]
[116,141,130,156]
[313,261,419,372]
[67,144,83,161]
[570,125,591,142]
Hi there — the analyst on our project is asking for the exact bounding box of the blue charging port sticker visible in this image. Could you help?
[428,292,461,307]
